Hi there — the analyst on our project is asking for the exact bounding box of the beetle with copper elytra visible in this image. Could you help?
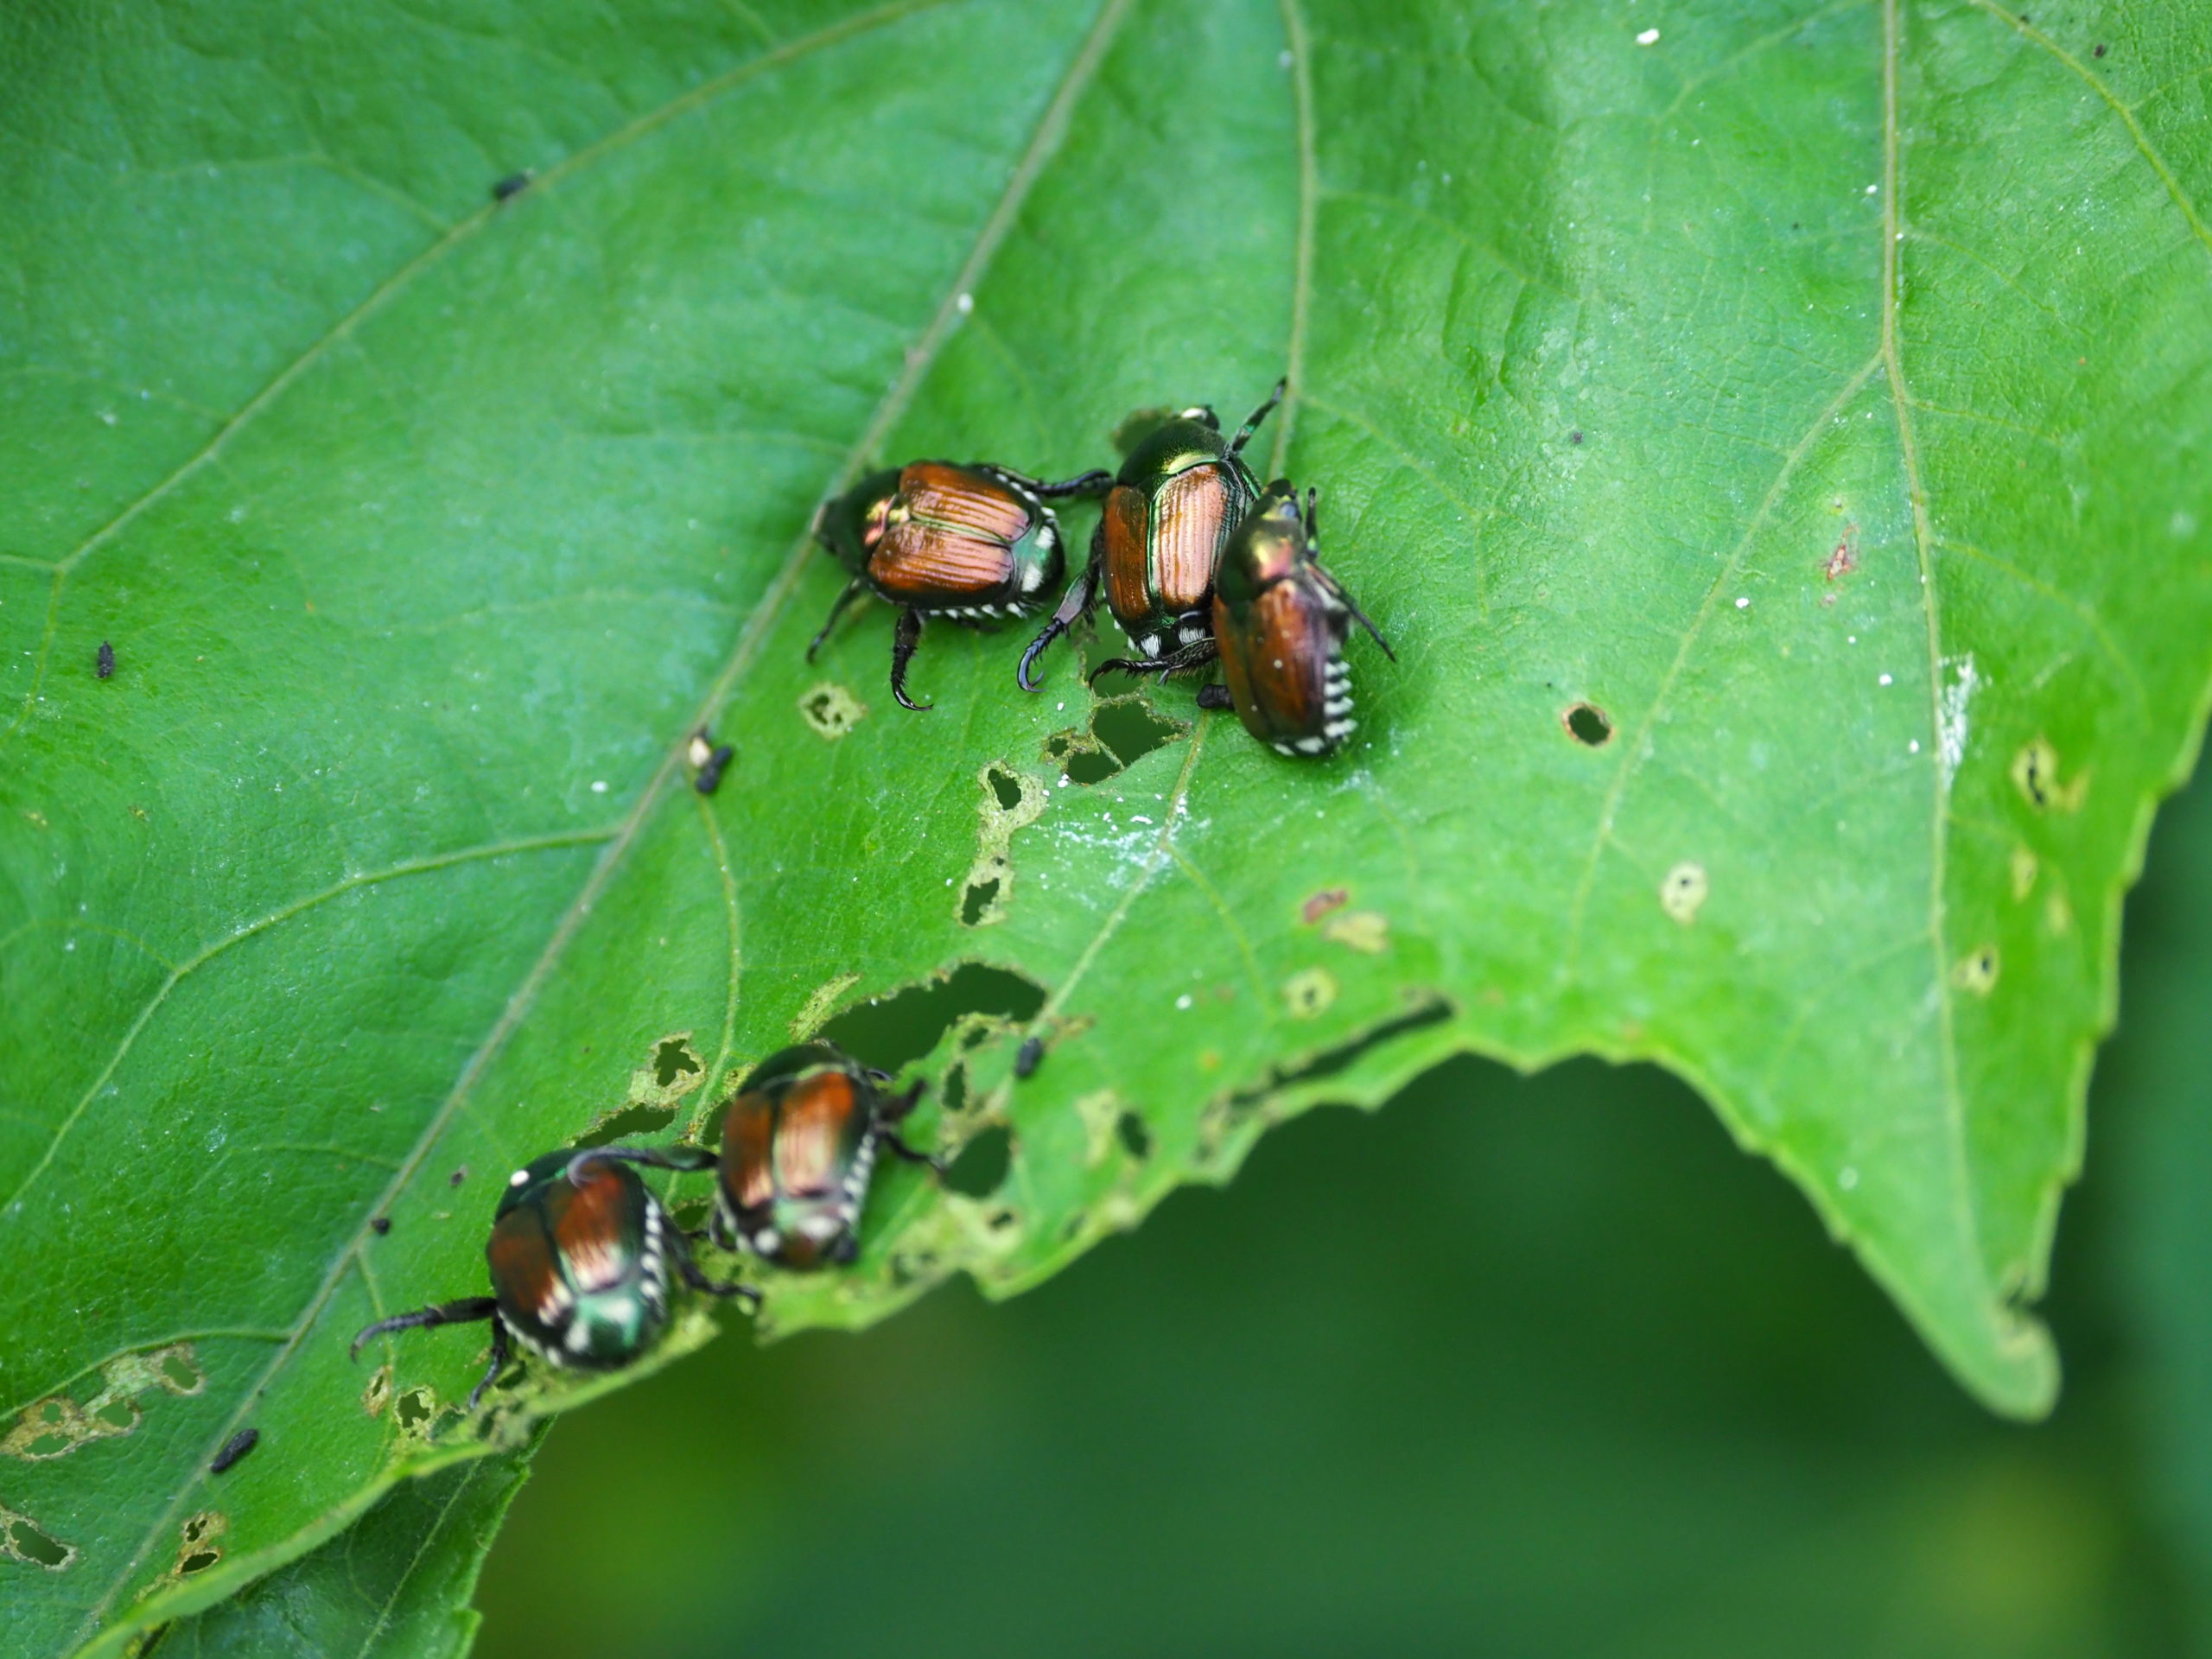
[350,1147,758,1411]
[581,1041,943,1273]
[1018,378,1283,691]
[810,460,1109,710]
[1197,480,1395,757]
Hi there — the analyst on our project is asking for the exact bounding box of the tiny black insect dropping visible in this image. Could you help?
[369,1216,391,1236]
[351,1149,757,1413]
[96,641,114,679]
[492,171,533,201]
[1014,1036,1045,1079]
[688,729,736,794]
[209,1428,258,1475]
[810,461,1109,710]
[1020,379,1282,692]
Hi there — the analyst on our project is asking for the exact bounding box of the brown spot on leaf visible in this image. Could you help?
[1300,887,1349,925]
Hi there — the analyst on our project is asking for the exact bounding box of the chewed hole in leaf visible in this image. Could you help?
[1116,1111,1152,1160]
[362,1365,392,1419]
[1564,702,1612,746]
[1953,945,2001,995]
[941,1064,968,1113]
[174,1510,227,1579]
[1223,998,1455,1112]
[944,1125,1013,1197]
[1058,697,1188,785]
[961,874,1001,925]
[158,1351,202,1393]
[653,1037,702,1087]
[4,1510,73,1571]
[987,766,1024,811]
[1283,967,1338,1019]
[798,681,867,740]
[395,1386,436,1433]
[1662,861,1710,925]
[817,963,1046,1074]
[5,1342,202,1461]
[572,1102,677,1150]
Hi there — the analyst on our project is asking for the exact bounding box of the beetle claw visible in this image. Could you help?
[889,607,931,710]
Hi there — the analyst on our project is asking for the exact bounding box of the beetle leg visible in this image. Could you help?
[351,1296,499,1360]
[805,577,868,662]
[467,1319,512,1412]
[708,1204,738,1255]
[1086,655,1157,683]
[1228,377,1287,458]
[563,1144,715,1188]
[879,1129,948,1179]
[1196,683,1234,710]
[1090,637,1218,685]
[889,607,932,711]
[1027,467,1114,499]
[878,1076,929,1124]
[1018,539,1100,691]
[676,1250,763,1310]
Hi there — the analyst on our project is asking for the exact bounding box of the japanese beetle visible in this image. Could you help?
[613,1042,931,1271]
[350,1147,755,1410]
[810,461,1110,710]
[1196,481,1395,757]
[1018,378,1283,690]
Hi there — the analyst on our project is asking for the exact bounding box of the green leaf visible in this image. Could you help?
[145,1449,537,1659]
[3,0,2209,1650]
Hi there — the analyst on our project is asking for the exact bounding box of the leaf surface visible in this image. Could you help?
[147,1452,534,1659]
[3,0,2209,1649]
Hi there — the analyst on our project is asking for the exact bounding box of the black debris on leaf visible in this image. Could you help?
[369,1216,391,1236]
[492,171,532,201]
[1014,1036,1045,1079]
[696,743,735,795]
[210,1428,258,1475]
[97,641,114,679]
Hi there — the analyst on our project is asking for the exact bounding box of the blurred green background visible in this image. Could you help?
[467,760,2212,1658]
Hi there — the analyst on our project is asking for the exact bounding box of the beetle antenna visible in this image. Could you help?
[564,1145,716,1187]
[1337,586,1396,662]
[1229,378,1287,456]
